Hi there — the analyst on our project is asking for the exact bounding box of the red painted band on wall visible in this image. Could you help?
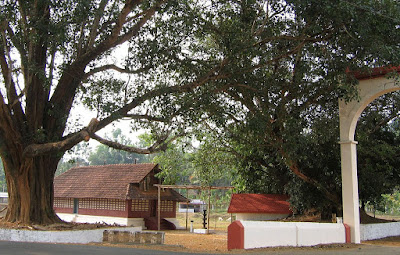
[228,220,244,250]
[343,224,351,243]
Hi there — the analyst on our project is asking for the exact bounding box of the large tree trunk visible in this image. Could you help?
[3,154,62,225]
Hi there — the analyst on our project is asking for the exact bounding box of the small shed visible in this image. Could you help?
[54,163,187,229]
[228,194,292,221]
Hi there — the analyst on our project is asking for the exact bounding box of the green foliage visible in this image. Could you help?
[357,93,400,206]
[56,157,88,176]
[152,135,236,209]
[380,190,400,215]
[152,138,194,185]
[179,0,400,218]
[191,135,237,188]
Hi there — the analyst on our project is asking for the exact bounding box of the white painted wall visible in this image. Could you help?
[296,222,346,246]
[57,213,146,228]
[360,222,400,241]
[178,208,195,213]
[241,221,297,248]
[0,227,141,244]
[238,221,346,249]
[236,213,290,221]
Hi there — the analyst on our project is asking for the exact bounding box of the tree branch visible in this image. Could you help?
[124,114,169,122]
[0,33,26,129]
[86,0,109,50]
[83,64,152,80]
[22,118,99,158]
[94,58,229,132]
[90,130,184,155]
[278,147,341,206]
[112,0,167,47]
[48,1,164,136]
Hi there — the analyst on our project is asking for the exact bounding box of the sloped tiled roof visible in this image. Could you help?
[126,184,188,202]
[228,194,291,215]
[54,163,158,200]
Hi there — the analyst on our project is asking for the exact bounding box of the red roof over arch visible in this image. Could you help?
[349,66,400,80]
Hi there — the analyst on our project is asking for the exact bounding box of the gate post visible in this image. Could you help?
[339,140,361,243]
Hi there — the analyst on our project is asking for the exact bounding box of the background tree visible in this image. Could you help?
[56,142,90,176]
[153,134,236,209]
[152,137,194,185]
[357,94,400,210]
[380,190,400,215]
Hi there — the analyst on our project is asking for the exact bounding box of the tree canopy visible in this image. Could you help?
[0,0,399,224]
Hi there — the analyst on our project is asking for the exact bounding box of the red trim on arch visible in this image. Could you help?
[228,220,245,250]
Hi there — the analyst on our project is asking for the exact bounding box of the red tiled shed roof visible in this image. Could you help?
[228,194,291,214]
[54,163,158,200]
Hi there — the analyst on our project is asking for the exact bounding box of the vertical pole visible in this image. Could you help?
[207,187,211,234]
[340,140,361,243]
[157,185,161,231]
[231,187,233,223]
[186,188,189,231]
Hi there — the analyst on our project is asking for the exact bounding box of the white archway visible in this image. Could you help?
[339,69,400,243]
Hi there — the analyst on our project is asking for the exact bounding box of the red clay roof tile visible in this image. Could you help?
[348,66,400,80]
[228,193,291,214]
[54,163,158,200]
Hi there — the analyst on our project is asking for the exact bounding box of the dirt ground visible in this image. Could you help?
[162,230,400,253]
[0,207,399,253]
[111,211,400,253]
[101,230,399,254]
[164,230,228,253]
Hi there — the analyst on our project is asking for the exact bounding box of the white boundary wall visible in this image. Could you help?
[361,222,400,241]
[239,221,346,249]
[57,213,146,228]
[0,227,141,244]
[296,222,346,246]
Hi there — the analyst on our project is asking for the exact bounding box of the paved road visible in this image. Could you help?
[0,241,399,255]
[0,241,205,255]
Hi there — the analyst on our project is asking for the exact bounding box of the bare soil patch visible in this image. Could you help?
[0,206,399,253]
[364,236,400,247]
[164,230,228,253]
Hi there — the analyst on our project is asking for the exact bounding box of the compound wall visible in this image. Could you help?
[228,220,349,250]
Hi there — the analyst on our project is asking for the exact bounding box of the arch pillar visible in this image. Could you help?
[339,139,360,243]
[339,75,400,243]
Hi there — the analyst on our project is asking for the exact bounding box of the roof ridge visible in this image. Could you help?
[70,163,156,168]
